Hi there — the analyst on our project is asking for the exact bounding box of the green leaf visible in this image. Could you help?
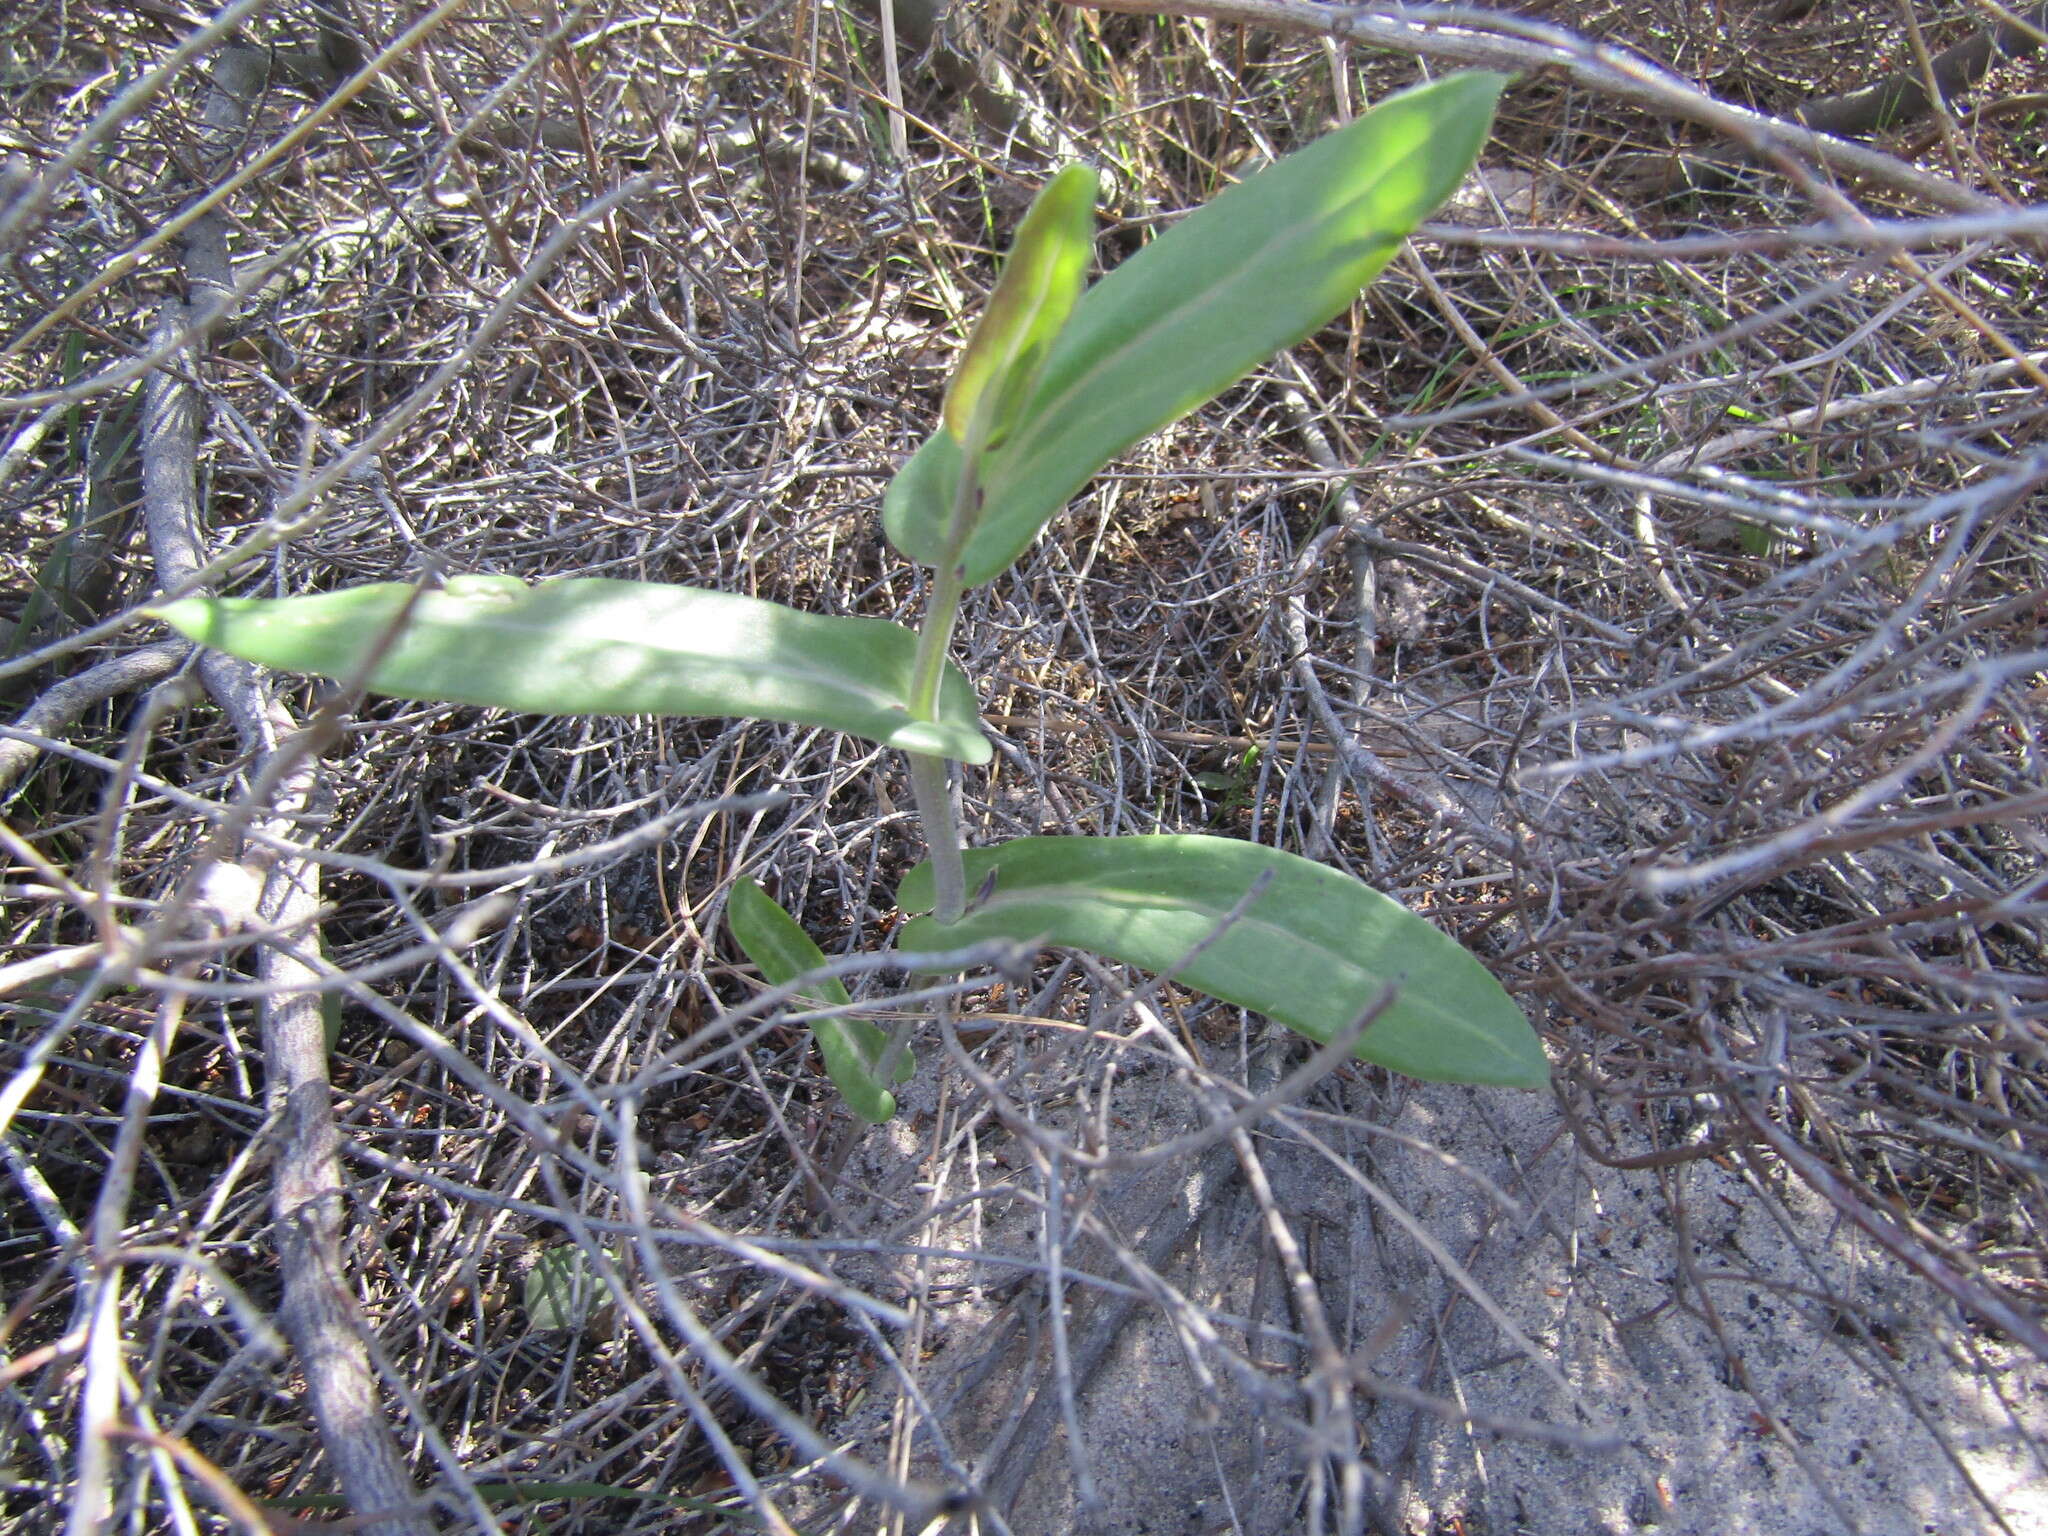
[887,72,1504,583]
[524,1243,601,1332]
[1735,519,1778,557]
[728,877,911,1124]
[150,576,992,764]
[895,834,1546,1089]
[943,163,1098,447]
[881,426,965,576]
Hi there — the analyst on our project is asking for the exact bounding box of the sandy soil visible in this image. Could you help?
[821,1034,2045,1535]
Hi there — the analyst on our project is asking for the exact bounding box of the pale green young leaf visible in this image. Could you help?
[150,576,992,764]
[524,1244,601,1333]
[896,833,1547,1089]
[888,71,1504,582]
[943,163,1098,446]
[728,877,910,1124]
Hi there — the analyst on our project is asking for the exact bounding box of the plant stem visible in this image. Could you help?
[905,563,964,722]
[902,419,990,925]
[904,416,985,722]
[905,556,968,922]
[906,749,966,921]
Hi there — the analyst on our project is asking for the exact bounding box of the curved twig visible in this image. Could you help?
[1054,0,2000,212]
[0,642,187,796]
[1795,0,2048,137]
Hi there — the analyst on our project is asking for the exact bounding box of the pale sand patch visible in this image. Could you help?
[823,1041,2044,1535]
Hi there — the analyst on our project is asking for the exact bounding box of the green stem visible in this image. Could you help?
[907,750,966,922]
[903,418,985,720]
[902,416,991,925]
[905,563,965,722]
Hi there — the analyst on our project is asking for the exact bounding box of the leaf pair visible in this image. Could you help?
[888,71,1506,586]
[149,73,1503,768]
[734,833,1545,1114]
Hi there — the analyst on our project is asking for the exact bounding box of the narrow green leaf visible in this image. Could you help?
[728,877,911,1124]
[888,72,1504,582]
[150,577,992,764]
[943,163,1098,446]
[896,834,1547,1089]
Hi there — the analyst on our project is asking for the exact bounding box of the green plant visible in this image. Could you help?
[524,1241,610,1333]
[1193,743,1262,823]
[151,72,1547,1119]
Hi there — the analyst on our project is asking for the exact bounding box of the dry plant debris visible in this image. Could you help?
[0,2,2043,1533]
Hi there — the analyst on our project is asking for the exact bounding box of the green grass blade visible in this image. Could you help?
[895,71,1504,586]
[728,877,910,1123]
[150,576,992,764]
[896,834,1546,1089]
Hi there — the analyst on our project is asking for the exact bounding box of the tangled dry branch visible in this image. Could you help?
[1,1,2043,1533]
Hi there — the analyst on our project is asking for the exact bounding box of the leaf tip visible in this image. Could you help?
[851,1090,898,1126]
[942,161,1100,444]
[144,595,211,636]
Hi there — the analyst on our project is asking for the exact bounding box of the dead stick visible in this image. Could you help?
[1796,0,2048,137]
[135,38,433,1536]
[1054,0,1998,213]
[0,642,186,796]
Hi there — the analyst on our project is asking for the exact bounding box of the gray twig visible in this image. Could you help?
[113,35,433,1536]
